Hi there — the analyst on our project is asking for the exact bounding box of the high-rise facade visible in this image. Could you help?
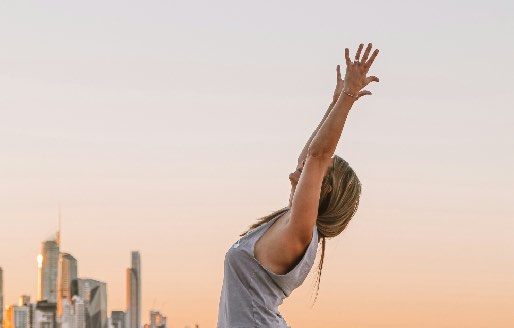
[61,296,85,328]
[72,297,85,328]
[77,279,107,328]
[33,301,57,328]
[38,239,60,303]
[110,312,125,328]
[4,305,30,328]
[126,252,140,328]
[125,271,135,328]
[57,253,78,316]
[18,296,30,307]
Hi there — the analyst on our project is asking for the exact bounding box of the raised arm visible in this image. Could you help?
[289,43,380,241]
[296,65,345,169]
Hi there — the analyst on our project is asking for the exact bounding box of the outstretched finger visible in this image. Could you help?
[336,65,341,81]
[365,49,380,69]
[365,76,380,85]
[361,43,372,63]
[355,43,364,61]
[345,48,351,66]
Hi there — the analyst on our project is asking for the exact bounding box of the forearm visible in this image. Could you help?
[308,94,356,158]
[297,100,336,166]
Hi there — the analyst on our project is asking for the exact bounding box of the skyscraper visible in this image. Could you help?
[77,279,108,328]
[61,296,85,328]
[38,237,60,303]
[57,253,78,316]
[4,305,30,328]
[72,296,86,328]
[33,301,57,328]
[110,311,125,328]
[18,296,30,307]
[0,267,4,328]
[126,252,141,328]
[125,270,135,328]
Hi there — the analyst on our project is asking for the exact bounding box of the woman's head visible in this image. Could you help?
[312,154,361,305]
[316,154,362,239]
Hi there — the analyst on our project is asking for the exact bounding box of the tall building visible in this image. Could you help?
[57,253,78,316]
[77,279,107,328]
[33,301,56,328]
[126,252,140,328]
[125,271,135,328]
[72,297,85,328]
[1,267,4,328]
[18,296,30,307]
[110,312,125,328]
[4,305,30,328]
[61,296,85,328]
[38,237,60,303]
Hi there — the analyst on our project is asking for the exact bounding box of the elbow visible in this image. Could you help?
[307,145,332,160]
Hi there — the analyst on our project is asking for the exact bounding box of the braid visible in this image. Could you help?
[311,236,326,306]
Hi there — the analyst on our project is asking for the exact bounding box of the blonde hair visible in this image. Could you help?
[241,155,362,304]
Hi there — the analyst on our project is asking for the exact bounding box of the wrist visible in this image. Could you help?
[342,89,359,99]
[337,91,357,105]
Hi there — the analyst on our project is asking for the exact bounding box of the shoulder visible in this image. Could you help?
[254,211,317,275]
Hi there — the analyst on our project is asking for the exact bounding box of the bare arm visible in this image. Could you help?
[290,43,380,241]
[296,65,345,168]
[254,43,381,275]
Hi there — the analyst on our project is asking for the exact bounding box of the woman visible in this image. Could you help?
[217,43,380,327]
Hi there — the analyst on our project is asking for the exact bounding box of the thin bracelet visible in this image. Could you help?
[342,90,359,99]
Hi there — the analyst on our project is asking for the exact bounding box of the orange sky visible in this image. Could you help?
[1,1,513,327]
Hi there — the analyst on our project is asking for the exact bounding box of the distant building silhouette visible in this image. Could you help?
[58,253,78,317]
[33,300,57,328]
[38,238,60,303]
[77,279,108,328]
[110,312,125,328]
[126,252,141,328]
[4,304,30,328]
[61,296,85,328]
[18,296,30,307]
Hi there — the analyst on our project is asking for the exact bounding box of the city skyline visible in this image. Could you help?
[0,216,176,326]
[1,221,174,328]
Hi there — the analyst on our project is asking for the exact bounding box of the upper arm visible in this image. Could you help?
[287,153,332,244]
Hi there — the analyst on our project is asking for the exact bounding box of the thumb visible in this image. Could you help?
[357,90,372,99]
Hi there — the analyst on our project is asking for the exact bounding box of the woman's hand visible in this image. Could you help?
[343,43,380,99]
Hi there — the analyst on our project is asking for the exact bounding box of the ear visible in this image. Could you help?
[327,185,332,193]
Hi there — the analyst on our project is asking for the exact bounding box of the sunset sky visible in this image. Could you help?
[1,1,513,327]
